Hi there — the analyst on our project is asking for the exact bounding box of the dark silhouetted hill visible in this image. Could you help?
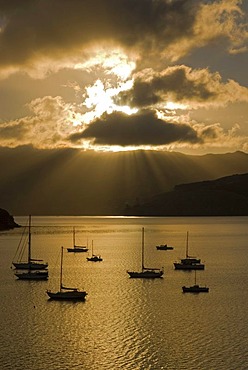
[124,173,248,216]
[0,208,20,230]
[0,146,248,215]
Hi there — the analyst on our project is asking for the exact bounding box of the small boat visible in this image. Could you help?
[67,227,88,253]
[46,247,87,300]
[182,285,209,293]
[156,244,174,250]
[127,227,164,278]
[182,271,209,293]
[174,232,204,270]
[12,215,48,271]
[87,241,103,262]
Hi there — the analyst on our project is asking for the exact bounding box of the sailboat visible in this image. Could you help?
[67,227,88,253]
[12,215,48,270]
[46,247,87,300]
[182,270,209,293]
[87,240,103,262]
[14,215,48,280]
[127,227,164,278]
[174,231,204,270]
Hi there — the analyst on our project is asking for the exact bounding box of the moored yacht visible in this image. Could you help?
[46,247,87,300]
[127,227,164,279]
[67,227,88,253]
[12,215,48,270]
[87,240,103,262]
[174,231,204,270]
[182,271,209,293]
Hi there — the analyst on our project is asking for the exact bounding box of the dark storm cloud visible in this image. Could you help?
[69,110,200,146]
[0,0,198,68]
[117,65,248,108]
[119,66,216,107]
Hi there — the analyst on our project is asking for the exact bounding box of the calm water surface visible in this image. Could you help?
[0,216,248,370]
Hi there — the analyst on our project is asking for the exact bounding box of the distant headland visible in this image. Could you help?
[124,173,248,216]
[0,208,20,230]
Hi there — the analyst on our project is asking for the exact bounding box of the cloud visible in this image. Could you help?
[165,0,248,61]
[69,110,202,147]
[0,120,29,141]
[68,108,248,151]
[0,1,196,72]
[0,96,81,148]
[188,122,248,153]
[117,65,248,109]
[0,94,247,152]
[0,0,247,78]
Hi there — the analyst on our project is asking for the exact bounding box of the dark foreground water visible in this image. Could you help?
[0,216,248,370]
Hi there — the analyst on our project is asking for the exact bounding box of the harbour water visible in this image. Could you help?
[0,216,248,370]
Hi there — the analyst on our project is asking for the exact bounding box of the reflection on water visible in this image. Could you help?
[0,216,248,369]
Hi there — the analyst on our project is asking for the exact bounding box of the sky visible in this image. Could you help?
[0,0,248,155]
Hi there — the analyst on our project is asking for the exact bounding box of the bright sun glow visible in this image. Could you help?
[165,101,188,110]
[82,79,137,124]
[75,48,136,81]
[74,49,139,125]
[92,144,154,153]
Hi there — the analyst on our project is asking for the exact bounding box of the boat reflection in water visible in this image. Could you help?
[15,270,48,280]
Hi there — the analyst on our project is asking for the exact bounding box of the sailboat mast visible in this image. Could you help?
[142,227,144,270]
[60,246,63,291]
[186,231,189,258]
[28,215,31,263]
[73,227,75,247]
